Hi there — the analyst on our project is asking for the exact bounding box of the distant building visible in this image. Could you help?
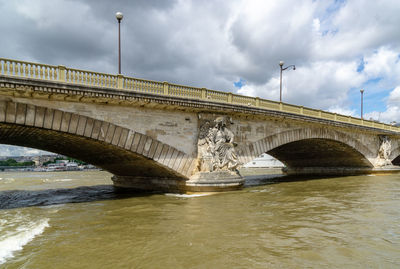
[0,154,62,166]
[32,155,58,166]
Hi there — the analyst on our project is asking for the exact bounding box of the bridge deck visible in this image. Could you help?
[0,57,399,134]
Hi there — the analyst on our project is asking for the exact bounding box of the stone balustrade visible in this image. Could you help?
[1,57,398,133]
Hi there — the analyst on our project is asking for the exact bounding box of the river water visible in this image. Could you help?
[0,170,399,268]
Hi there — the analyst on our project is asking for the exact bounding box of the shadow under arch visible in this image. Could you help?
[237,128,374,174]
[0,122,182,178]
[0,100,195,191]
[392,155,400,166]
[390,146,400,165]
[267,138,373,168]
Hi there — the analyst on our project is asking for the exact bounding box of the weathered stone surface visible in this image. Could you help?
[90,120,102,139]
[186,171,244,192]
[153,142,164,161]
[25,104,36,126]
[118,129,129,148]
[373,135,392,167]
[5,102,17,123]
[104,124,115,143]
[60,112,71,132]
[173,152,185,171]
[83,118,94,138]
[33,107,44,127]
[136,134,147,155]
[112,126,123,146]
[148,140,159,159]
[1,75,400,192]
[0,101,6,122]
[52,110,63,131]
[43,108,54,129]
[196,114,240,173]
[98,122,109,141]
[76,116,87,136]
[15,103,26,125]
[111,175,186,193]
[68,114,79,134]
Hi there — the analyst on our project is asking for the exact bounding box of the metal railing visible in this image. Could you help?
[0,57,399,132]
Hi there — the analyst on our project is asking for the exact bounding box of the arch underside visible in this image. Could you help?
[0,123,185,180]
[239,128,374,167]
[237,128,375,175]
[390,145,400,165]
[392,155,400,166]
[267,138,373,168]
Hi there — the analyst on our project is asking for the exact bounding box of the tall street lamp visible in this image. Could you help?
[360,89,364,119]
[279,61,296,103]
[116,12,123,74]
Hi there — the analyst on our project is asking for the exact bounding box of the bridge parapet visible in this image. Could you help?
[0,57,399,133]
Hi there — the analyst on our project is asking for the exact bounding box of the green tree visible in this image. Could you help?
[0,159,34,167]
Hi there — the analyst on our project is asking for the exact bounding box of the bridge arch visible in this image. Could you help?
[237,128,374,169]
[0,100,195,191]
[390,145,400,165]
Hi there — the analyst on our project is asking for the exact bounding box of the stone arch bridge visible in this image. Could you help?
[0,58,399,192]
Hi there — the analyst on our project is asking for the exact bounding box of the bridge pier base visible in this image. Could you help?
[111,171,244,193]
[111,175,187,193]
[283,167,373,176]
[186,171,244,192]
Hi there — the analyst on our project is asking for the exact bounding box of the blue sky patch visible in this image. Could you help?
[357,58,365,72]
[349,84,391,118]
[320,27,339,36]
[365,77,383,85]
[234,78,246,89]
[326,0,346,15]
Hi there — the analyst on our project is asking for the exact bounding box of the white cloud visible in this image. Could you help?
[0,145,53,157]
[313,0,400,60]
[1,0,400,152]
[327,106,356,117]
[312,18,321,33]
[239,60,365,111]
[356,47,400,123]
[388,86,400,103]
[363,47,399,80]
[221,1,400,117]
[365,86,400,123]
[364,108,399,123]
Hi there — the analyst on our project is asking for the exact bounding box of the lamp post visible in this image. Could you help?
[360,89,364,119]
[115,12,123,74]
[279,61,296,102]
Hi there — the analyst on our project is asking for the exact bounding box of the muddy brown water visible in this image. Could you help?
[0,170,399,268]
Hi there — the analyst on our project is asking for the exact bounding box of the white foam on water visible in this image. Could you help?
[0,220,8,234]
[0,178,14,184]
[165,193,215,198]
[42,178,74,183]
[249,189,269,193]
[54,178,74,182]
[0,218,49,264]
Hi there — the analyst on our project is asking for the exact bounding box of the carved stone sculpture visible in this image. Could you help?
[197,115,240,172]
[375,135,392,167]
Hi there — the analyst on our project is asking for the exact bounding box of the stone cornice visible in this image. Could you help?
[1,75,399,136]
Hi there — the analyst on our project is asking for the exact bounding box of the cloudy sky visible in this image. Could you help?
[1,0,400,156]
